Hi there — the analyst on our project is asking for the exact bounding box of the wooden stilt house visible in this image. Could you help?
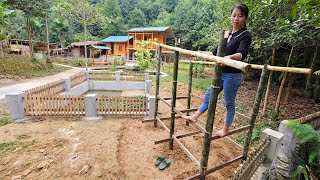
[101,36,133,56]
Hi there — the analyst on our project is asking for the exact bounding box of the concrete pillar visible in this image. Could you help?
[86,71,90,81]
[275,120,298,178]
[148,96,155,119]
[6,92,26,120]
[115,71,121,82]
[85,94,97,118]
[144,73,150,80]
[145,80,152,94]
[261,128,284,166]
[62,77,71,92]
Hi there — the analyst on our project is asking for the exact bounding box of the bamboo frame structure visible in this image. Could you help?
[148,30,312,179]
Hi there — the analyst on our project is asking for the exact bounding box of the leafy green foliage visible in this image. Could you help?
[287,120,320,164]
[74,58,85,67]
[134,40,156,71]
[111,56,122,72]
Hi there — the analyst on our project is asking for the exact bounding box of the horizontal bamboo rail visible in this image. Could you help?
[156,116,201,167]
[251,64,311,75]
[187,155,243,180]
[153,42,251,72]
[209,125,251,141]
[298,111,320,129]
[155,130,202,144]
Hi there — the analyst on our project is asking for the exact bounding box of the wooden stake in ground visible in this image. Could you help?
[186,62,193,126]
[242,64,269,161]
[275,46,294,113]
[305,45,319,94]
[284,73,294,103]
[154,46,162,127]
[262,47,276,115]
[199,30,227,180]
[169,50,179,150]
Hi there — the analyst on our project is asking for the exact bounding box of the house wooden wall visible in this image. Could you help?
[107,42,127,56]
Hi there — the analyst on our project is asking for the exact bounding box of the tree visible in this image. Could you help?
[5,0,50,58]
[127,8,147,28]
[64,0,97,70]
[0,3,15,57]
[119,0,137,24]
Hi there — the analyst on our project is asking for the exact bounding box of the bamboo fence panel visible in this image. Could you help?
[120,72,145,81]
[229,137,271,180]
[97,96,147,117]
[24,95,85,116]
[70,71,86,87]
[89,71,115,81]
[24,79,65,96]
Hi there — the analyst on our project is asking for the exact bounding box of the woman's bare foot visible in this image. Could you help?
[182,111,201,123]
[182,114,198,122]
[216,126,229,137]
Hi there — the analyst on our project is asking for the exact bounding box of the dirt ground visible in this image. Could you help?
[0,82,244,180]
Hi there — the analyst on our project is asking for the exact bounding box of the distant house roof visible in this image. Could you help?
[101,36,133,43]
[127,26,175,38]
[70,41,102,47]
[91,45,111,50]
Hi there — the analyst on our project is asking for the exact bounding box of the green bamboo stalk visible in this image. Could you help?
[170,50,179,150]
[242,64,269,161]
[186,62,194,126]
[199,30,226,180]
[154,46,162,127]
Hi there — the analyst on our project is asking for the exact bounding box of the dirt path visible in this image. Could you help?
[0,65,84,100]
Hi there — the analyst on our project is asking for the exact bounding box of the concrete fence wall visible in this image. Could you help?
[6,71,155,120]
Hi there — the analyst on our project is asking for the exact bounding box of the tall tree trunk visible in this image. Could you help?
[284,73,293,103]
[263,47,276,115]
[45,14,51,66]
[26,16,34,58]
[314,75,320,102]
[275,46,294,113]
[305,45,319,95]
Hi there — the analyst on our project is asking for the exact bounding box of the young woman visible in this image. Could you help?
[183,3,252,137]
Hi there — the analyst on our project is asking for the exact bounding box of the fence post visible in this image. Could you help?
[274,120,298,178]
[144,72,150,80]
[115,71,121,82]
[85,94,98,119]
[6,92,26,120]
[86,71,90,81]
[62,77,71,92]
[261,128,284,166]
[148,96,156,119]
[145,80,152,94]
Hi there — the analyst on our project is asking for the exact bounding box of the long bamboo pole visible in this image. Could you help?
[153,42,250,72]
[250,64,310,75]
[275,47,294,113]
[154,46,162,127]
[262,47,276,115]
[187,62,193,126]
[199,30,227,180]
[169,50,179,150]
[242,64,269,161]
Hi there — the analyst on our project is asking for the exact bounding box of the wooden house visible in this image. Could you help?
[101,36,133,56]
[127,26,175,51]
[68,41,104,57]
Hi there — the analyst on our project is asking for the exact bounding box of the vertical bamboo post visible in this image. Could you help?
[199,30,227,180]
[275,46,294,113]
[169,50,179,150]
[242,64,269,161]
[305,45,318,93]
[154,45,162,127]
[186,62,194,126]
[262,47,275,115]
[285,73,293,103]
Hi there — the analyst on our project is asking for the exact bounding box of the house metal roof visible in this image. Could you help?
[127,26,175,38]
[101,36,133,43]
[91,45,111,50]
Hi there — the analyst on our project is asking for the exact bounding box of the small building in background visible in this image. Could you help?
[101,36,133,56]
[68,41,104,57]
[126,26,175,60]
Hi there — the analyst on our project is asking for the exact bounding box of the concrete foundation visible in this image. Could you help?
[6,92,26,120]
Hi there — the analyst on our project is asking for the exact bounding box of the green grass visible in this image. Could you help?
[0,54,71,78]
[0,141,20,154]
[0,116,10,127]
